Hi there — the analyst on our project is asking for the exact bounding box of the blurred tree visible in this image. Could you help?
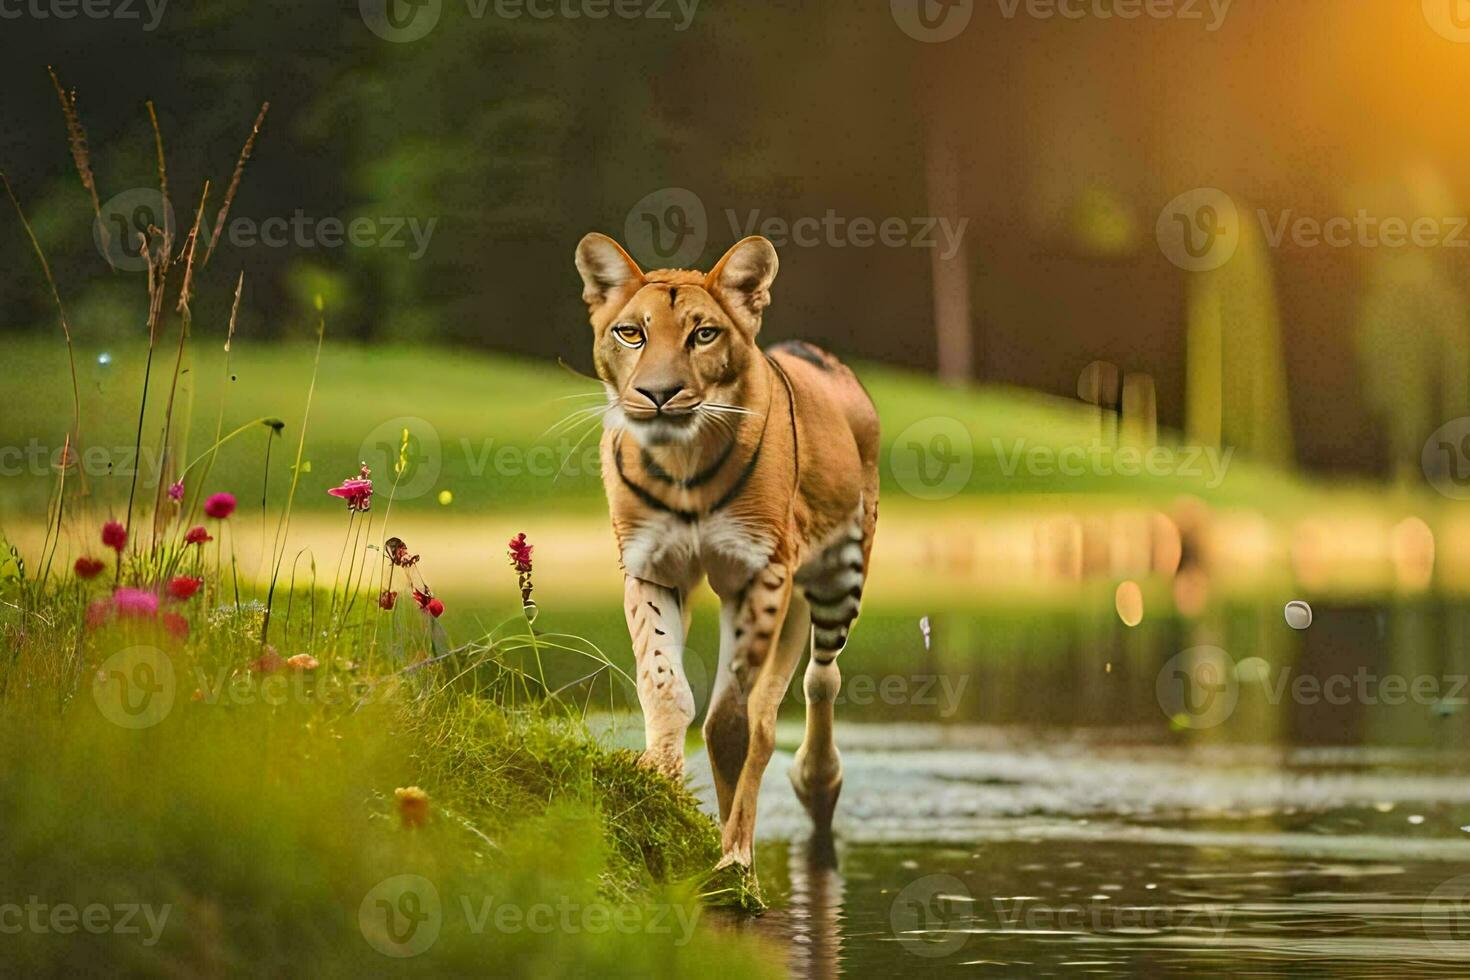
[1355,251,1468,484]
[1185,208,1295,467]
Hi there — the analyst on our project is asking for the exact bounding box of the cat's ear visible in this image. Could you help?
[705,236,779,332]
[575,233,645,314]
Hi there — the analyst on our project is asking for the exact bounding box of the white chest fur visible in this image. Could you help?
[621,511,774,595]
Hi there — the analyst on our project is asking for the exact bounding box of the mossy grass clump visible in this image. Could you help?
[0,595,780,977]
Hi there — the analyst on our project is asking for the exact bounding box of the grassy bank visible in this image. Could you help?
[0,581,778,975]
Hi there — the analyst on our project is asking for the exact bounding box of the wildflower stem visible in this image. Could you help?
[261,302,326,646]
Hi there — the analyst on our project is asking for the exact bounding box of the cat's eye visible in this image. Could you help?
[612,325,645,349]
[692,326,721,345]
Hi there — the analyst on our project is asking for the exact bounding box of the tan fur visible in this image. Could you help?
[575,233,879,873]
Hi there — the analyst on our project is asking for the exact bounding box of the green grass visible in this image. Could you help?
[0,586,780,976]
[0,334,1316,527]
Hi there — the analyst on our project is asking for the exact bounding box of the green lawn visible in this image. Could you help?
[0,334,1313,527]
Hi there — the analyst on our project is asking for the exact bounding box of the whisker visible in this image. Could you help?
[540,403,611,439]
[554,414,605,483]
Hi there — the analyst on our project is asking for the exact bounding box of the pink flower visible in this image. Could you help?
[508,532,534,608]
[378,590,397,610]
[203,493,236,519]
[167,480,185,502]
[413,589,444,618]
[101,521,127,553]
[327,464,373,512]
[507,533,533,573]
[161,612,189,641]
[112,588,159,618]
[184,526,213,545]
[85,599,110,630]
[167,576,203,600]
[74,556,105,579]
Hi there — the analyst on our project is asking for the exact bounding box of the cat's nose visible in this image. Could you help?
[636,386,684,410]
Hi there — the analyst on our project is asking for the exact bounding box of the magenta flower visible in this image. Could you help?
[112,588,159,618]
[204,493,237,519]
[101,521,127,553]
[167,480,185,502]
[184,526,213,545]
[327,464,373,512]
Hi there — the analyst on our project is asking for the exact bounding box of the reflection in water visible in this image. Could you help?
[784,830,844,979]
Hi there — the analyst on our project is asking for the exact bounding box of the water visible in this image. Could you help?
[536,597,1470,973]
[692,726,1470,976]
